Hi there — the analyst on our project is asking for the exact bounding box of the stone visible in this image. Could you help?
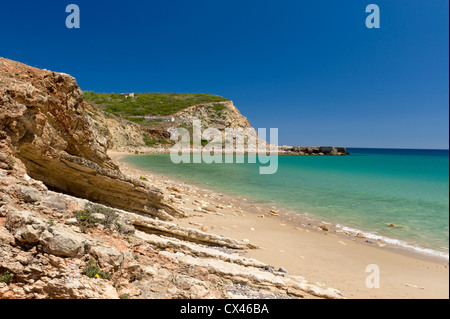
[268,210,279,217]
[40,226,87,258]
[16,186,42,203]
[278,267,289,274]
[65,218,78,224]
[319,225,329,232]
[5,210,47,244]
[264,265,275,273]
[90,245,124,268]
[91,213,105,220]
[0,227,14,245]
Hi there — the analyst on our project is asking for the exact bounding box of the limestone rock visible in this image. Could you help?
[128,212,257,249]
[0,57,183,220]
[0,227,14,245]
[40,226,87,258]
[90,245,124,269]
[5,210,47,244]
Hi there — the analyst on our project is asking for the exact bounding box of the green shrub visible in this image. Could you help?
[82,259,112,280]
[212,103,226,111]
[73,204,121,232]
[0,271,13,284]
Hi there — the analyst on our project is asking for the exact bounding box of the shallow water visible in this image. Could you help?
[123,148,449,258]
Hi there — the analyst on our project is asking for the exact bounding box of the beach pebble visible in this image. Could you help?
[189,221,202,227]
[268,210,279,217]
[264,265,275,273]
[356,232,366,238]
[278,267,289,274]
[204,207,217,213]
[319,225,329,232]
[65,218,78,224]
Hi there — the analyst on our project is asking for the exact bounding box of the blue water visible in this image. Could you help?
[123,148,449,257]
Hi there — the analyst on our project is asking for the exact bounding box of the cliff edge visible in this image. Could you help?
[0,57,182,220]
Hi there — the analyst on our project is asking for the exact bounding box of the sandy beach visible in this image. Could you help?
[109,151,449,299]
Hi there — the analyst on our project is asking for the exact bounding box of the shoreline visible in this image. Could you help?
[109,150,449,299]
[116,151,449,262]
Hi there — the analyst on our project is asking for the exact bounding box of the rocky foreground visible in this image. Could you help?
[0,57,344,299]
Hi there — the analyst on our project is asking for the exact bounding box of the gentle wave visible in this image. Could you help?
[335,224,449,261]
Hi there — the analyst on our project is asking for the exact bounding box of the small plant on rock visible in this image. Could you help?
[0,271,14,284]
[74,203,122,233]
[82,259,112,280]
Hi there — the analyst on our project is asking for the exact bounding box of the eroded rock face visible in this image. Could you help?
[0,57,181,220]
[173,101,252,131]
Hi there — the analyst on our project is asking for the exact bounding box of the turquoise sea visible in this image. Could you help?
[123,148,449,259]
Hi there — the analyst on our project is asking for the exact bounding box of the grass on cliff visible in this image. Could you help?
[0,271,14,284]
[83,91,230,117]
[73,204,123,234]
[82,259,112,280]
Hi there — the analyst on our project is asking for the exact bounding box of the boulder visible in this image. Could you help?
[90,245,124,268]
[40,226,87,258]
[5,210,47,244]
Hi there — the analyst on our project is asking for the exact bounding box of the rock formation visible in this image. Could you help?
[278,145,348,156]
[0,57,344,299]
[0,57,181,220]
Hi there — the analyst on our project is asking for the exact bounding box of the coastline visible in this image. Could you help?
[109,151,449,299]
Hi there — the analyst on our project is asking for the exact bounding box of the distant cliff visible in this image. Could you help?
[84,95,347,155]
[84,94,259,152]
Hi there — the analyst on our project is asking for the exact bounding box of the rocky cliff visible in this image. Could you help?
[84,99,257,152]
[0,57,181,221]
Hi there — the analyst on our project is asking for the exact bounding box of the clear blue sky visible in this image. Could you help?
[1,0,448,149]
